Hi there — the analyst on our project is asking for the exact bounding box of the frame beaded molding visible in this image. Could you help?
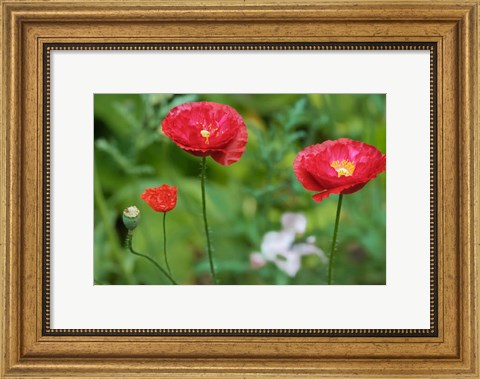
[42,42,437,337]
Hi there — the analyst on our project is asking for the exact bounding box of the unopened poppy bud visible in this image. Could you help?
[122,206,140,231]
[140,185,177,213]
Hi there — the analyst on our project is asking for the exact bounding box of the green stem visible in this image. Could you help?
[163,212,171,275]
[201,157,217,284]
[327,194,343,285]
[126,231,177,285]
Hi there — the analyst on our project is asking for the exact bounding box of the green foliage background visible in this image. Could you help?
[94,94,386,285]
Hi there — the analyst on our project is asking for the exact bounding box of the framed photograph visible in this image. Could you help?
[1,0,478,377]
[93,93,387,287]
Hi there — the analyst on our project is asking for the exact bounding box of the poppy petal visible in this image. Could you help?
[294,138,386,202]
[162,101,248,166]
[140,185,178,212]
[210,122,248,166]
[311,183,358,202]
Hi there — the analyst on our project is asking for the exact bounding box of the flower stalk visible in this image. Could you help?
[140,185,177,278]
[327,194,343,285]
[126,230,177,285]
[163,212,171,275]
[201,157,217,284]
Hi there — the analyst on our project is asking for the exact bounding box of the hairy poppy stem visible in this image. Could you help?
[126,231,177,285]
[163,212,172,275]
[201,157,218,284]
[327,194,343,285]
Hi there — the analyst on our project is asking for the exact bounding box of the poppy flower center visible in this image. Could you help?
[200,129,211,144]
[330,159,356,177]
[195,121,220,145]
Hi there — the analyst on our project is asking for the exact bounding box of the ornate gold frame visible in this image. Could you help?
[1,0,478,377]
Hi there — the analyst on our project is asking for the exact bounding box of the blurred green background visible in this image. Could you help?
[94,94,386,285]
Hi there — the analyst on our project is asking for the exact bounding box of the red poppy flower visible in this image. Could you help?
[140,185,177,212]
[294,138,386,202]
[162,102,248,166]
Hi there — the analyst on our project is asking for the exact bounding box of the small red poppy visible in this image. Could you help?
[140,185,178,212]
[162,102,248,166]
[294,138,386,202]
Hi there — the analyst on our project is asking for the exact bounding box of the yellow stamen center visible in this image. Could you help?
[200,129,211,144]
[330,159,356,177]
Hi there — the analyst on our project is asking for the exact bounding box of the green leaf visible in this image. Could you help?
[95,139,154,176]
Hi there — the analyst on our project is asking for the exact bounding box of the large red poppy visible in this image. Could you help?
[294,138,386,202]
[161,102,248,166]
[141,184,178,212]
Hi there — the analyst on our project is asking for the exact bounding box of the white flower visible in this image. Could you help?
[250,252,266,269]
[273,252,301,277]
[260,230,295,261]
[281,212,307,235]
[291,242,326,260]
[253,218,327,277]
[273,243,327,277]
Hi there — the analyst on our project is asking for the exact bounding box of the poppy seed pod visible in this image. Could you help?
[122,206,141,231]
